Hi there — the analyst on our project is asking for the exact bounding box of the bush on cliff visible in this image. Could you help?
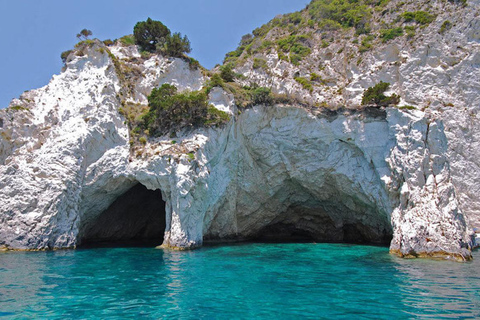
[133,18,170,52]
[361,82,400,107]
[401,11,436,25]
[159,32,191,57]
[133,18,191,57]
[251,87,273,105]
[220,63,236,82]
[143,84,229,136]
[61,50,72,63]
[309,0,372,34]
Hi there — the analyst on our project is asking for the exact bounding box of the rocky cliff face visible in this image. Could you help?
[0,0,479,260]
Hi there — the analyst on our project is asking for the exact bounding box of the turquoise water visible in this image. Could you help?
[0,243,479,319]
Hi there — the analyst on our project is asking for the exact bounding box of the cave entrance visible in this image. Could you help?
[252,201,393,245]
[235,178,394,246]
[79,183,166,248]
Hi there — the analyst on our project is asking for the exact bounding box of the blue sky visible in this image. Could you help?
[0,0,308,108]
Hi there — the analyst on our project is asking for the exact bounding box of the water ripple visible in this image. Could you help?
[0,244,479,319]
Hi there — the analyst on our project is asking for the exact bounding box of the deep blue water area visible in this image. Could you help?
[1,243,479,319]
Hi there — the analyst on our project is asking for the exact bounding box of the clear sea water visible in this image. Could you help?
[0,243,479,319]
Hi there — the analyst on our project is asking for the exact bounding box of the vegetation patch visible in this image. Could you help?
[133,18,191,58]
[398,105,415,110]
[404,26,416,38]
[308,0,374,34]
[219,83,279,108]
[224,33,254,65]
[359,35,375,52]
[119,35,135,46]
[362,82,400,107]
[103,39,114,46]
[310,72,323,83]
[61,50,72,63]
[401,11,436,25]
[8,105,30,112]
[439,20,452,34]
[220,63,235,82]
[276,35,311,65]
[187,152,195,161]
[188,57,201,70]
[253,58,268,71]
[251,87,274,105]
[294,77,313,92]
[379,27,403,42]
[142,84,230,136]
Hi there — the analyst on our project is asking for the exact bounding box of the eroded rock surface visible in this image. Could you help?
[0,1,479,260]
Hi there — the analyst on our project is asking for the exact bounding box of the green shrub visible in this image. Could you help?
[295,77,313,92]
[220,63,235,82]
[159,32,191,57]
[223,35,255,64]
[286,11,304,25]
[359,35,375,52]
[310,73,321,82]
[290,54,304,66]
[256,40,274,53]
[253,58,268,70]
[133,18,191,58]
[103,39,114,46]
[74,39,95,49]
[9,105,29,111]
[61,50,72,63]
[404,26,416,38]
[309,0,372,34]
[143,84,229,135]
[208,73,224,89]
[240,34,254,46]
[77,29,92,40]
[277,35,311,65]
[361,81,400,106]
[379,27,403,42]
[318,19,342,31]
[140,51,153,59]
[133,18,170,52]
[187,152,195,161]
[251,87,273,105]
[401,11,415,22]
[188,57,200,70]
[206,106,230,125]
[119,35,135,46]
[413,11,435,25]
[139,136,147,145]
[401,11,435,25]
[439,20,452,34]
[252,23,273,38]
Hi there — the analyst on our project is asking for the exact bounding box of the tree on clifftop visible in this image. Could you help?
[133,18,171,52]
[77,29,93,40]
[133,18,191,57]
[160,32,191,57]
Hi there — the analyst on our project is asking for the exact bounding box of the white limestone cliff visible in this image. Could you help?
[0,0,479,260]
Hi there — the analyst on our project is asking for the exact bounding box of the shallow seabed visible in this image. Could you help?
[0,243,479,319]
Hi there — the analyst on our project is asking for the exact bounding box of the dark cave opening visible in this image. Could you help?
[250,202,393,246]
[79,183,166,248]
